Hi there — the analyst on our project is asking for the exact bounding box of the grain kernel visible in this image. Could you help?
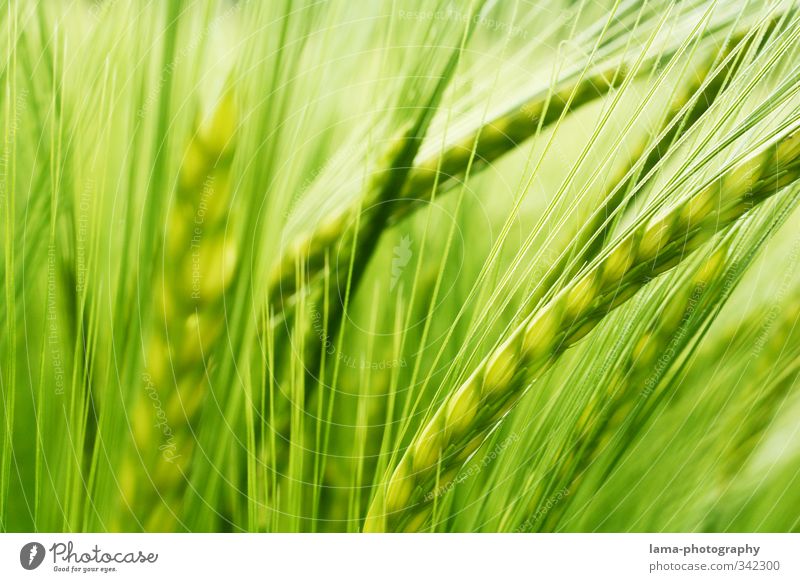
[638,219,670,261]
[445,381,480,440]
[680,182,718,227]
[564,275,596,319]
[386,469,414,511]
[482,346,518,397]
[412,421,443,473]
[522,310,559,364]
[602,238,634,285]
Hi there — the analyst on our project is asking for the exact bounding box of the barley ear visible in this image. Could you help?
[365,128,800,532]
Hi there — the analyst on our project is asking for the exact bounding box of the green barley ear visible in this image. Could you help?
[364,124,800,532]
[500,165,798,533]
[395,64,628,215]
[528,244,730,531]
[122,88,239,531]
[265,63,629,325]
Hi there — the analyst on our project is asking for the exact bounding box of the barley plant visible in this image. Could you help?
[1,0,799,534]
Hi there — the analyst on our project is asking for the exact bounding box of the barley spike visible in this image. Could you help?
[364,127,800,532]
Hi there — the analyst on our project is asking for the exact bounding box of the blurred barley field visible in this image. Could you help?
[1,0,800,533]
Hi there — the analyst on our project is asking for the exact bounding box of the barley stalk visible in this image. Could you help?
[363,127,800,532]
[408,46,732,531]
